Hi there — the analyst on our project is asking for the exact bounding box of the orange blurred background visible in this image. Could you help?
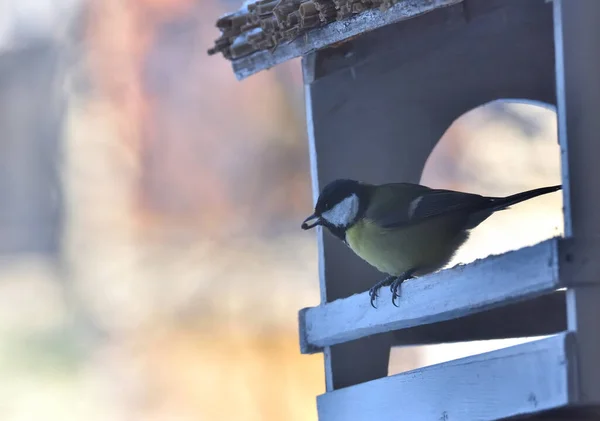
[0,1,562,420]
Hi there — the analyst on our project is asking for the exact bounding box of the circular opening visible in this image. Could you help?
[391,100,564,375]
[421,99,563,266]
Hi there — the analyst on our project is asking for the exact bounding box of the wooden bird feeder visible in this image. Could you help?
[209,0,600,419]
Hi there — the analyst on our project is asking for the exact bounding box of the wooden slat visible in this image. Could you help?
[554,0,600,407]
[231,0,462,80]
[300,238,562,353]
[317,333,577,421]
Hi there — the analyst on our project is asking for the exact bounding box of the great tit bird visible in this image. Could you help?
[301,179,561,308]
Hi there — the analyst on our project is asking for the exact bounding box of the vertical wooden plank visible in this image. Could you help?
[304,53,335,392]
[553,0,600,405]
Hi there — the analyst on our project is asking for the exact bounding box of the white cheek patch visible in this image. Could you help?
[321,194,359,227]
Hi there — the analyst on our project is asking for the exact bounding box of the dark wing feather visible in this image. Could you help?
[364,183,429,228]
[366,183,492,229]
[408,190,489,220]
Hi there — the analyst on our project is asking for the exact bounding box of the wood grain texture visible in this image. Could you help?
[231,0,462,80]
[301,239,562,353]
[317,333,577,421]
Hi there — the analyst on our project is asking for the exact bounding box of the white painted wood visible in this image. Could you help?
[231,0,462,80]
[304,54,326,305]
[301,238,562,352]
[317,333,576,421]
[565,288,600,406]
[554,0,600,406]
[303,53,336,391]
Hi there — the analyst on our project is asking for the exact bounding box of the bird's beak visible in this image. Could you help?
[301,213,322,230]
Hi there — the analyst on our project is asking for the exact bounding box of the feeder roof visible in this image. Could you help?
[208,0,462,80]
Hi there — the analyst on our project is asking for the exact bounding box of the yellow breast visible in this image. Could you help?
[345,217,468,277]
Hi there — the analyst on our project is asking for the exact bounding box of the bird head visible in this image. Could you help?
[301,179,367,234]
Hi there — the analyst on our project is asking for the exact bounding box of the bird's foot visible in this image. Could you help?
[369,275,396,308]
[390,278,404,307]
[390,271,416,307]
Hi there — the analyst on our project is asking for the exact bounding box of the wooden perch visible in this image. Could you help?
[298,237,595,354]
[316,333,577,421]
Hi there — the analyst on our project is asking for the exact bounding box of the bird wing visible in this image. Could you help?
[366,183,491,229]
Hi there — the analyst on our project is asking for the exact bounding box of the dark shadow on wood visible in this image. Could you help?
[392,291,566,346]
[507,406,600,420]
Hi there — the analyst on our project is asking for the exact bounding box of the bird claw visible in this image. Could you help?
[368,286,379,308]
[368,275,396,308]
[368,273,416,308]
[391,279,402,307]
[390,273,415,307]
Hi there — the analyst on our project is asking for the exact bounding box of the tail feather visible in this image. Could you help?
[489,185,562,212]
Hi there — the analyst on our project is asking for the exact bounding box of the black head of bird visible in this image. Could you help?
[301,179,369,239]
[302,178,562,308]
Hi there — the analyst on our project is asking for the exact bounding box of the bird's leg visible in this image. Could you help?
[391,270,416,307]
[369,275,396,308]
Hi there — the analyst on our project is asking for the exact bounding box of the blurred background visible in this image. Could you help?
[0,0,562,420]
